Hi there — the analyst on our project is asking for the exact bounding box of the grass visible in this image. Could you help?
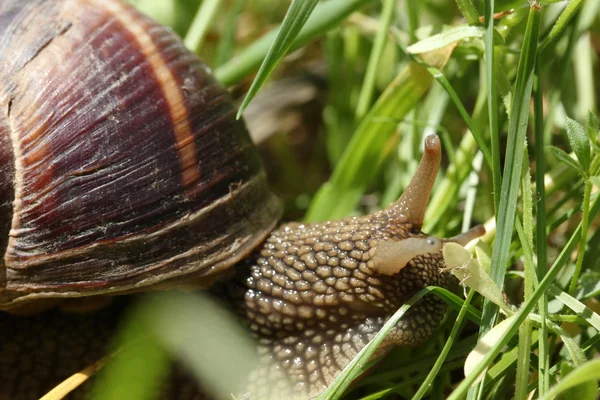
[91,1,600,399]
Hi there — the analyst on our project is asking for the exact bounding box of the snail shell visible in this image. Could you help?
[0,0,281,308]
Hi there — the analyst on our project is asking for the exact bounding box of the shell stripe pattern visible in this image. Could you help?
[101,0,201,191]
[0,0,281,301]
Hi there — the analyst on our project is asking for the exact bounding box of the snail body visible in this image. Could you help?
[0,0,484,398]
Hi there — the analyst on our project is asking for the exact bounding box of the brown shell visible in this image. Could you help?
[0,0,282,307]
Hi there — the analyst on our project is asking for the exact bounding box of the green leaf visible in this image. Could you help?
[464,315,519,382]
[443,243,509,312]
[407,26,485,54]
[540,359,600,400]
[566,117,591,171]
[557,362,598,400]
[547,146,585,176]
[485,0,502,216]
[237,0,319,118]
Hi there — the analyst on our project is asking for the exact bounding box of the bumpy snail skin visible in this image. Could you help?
[215,135,482,398]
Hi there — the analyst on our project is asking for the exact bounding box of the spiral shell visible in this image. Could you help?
[0,0,281,307]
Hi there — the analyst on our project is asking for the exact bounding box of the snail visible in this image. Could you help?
[0,0,485,398]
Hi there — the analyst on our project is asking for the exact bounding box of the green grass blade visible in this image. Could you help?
[317,288,433,400]
[236,0,319,118]
[183,0,222,53]
[319,286,472,400]
[533,57,550,396]
[88,313,170,400]
[568,180,593,294]
[539,359,600,400]
[446,194,600,400]
[539,0,583,50]
[355,0,395,118]
[455,0,480,25]
[215,0,376,86]
[515,158,535,400]
[425,67,492,169]
[214,0,245,67]
[548,286,600,332]
[480,4,541,334]
[485,0,502,214]
[411,290,475,400]
[407,26,485,54]
[89,293,259,400]
[305,63,433,221]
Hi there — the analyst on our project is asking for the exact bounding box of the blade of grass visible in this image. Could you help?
[528,314,586,365]
[306,62,433,221]
[90,293,260,400]
[88,306,170,400]
[480,3,541,335]
[319,286,474,400]
[317,288,433,400]
[548,286,600,332]
[236,0,319,117]
[446,194,600,400]
[456,0,480,25]
[485,0,502,215]
[214,0,245,67]
[539,0,582,50]
[183,0,222,53]
[356,335,479,389]
[424,68,488,232]
[412,290,475,400]
[407,26,486,54]
[514,155,536,400]
[214,0,376,86]
[423,66,492,169]
[539,359,600,400]
[568,180,592,293]
[533,57,550,396]
[355,0,395,118]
